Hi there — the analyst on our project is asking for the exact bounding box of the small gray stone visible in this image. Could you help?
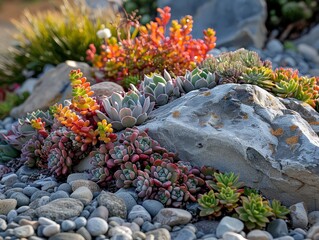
[142,200,164,218]
[5,188,23,198]
[49,191,69,201]
[116,192,137,212]
[19,218,38,229]
[194,220,219,235]
[61,219,76,232]
[97,191,127,218]
[289,202,308,229]
[36,198,83,221]
[307,224,319,238]
[108,226,133,238]
[86,217,109,236]
[43,224,61,237]
[174,228,196,240]
[89,206,109,219]
[298,43,319,63]
[75,217,87,229]
[1,174,18,187]
[67,173,91,184]
[266,39,284,53]
[39,196,50,206]
[14,225,34,238]
[0,218,7,231]
[247,230,273,240]
[70,186,93,205]
[145,228,170,240]
[223,232,247,240]
[70,179,101,193]
[153,208,192,227]
[48,232,85,240]
[0,199,17,215]
[16,205,30,214]
[110,233,133,240]
[267,219,289,238]
[42,181,58,191]
[142,221,156,232]
[30,190,50,202]
[128,205,151,222]
[10,192,30,207]
[7,209,17,223]
[273,237,294,240]
[38,217,58,226]
[308,211,319,226]
[76,226,92,240]
[23,186,39,197]
[57,183,72,194]
[216,217,244,238]
[81,209,91,218]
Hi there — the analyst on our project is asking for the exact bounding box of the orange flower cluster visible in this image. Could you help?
[30,118,48,138]
[50,70,116,145]
[69,69,99,116]
[86,7,216,87]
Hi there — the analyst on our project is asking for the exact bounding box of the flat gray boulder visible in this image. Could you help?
[158,0,267,48]
[141,84,319,210]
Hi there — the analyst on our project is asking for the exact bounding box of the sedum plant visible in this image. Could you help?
[0,0,122,86]
[87,6,216,88]
[198,190,222,217]
[236,194,274,230]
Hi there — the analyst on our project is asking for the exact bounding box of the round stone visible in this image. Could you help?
[86,217,109,236]
[49,191,69,201]
[115,191,137,212]
[70,186,93,205]
[61,220,76,232]
[0,199,17,215]
[153,208,192,227]
[216,216,244,238]
[0,218,7,231]
[142,200,164,218]
[14,225,34,238]
[247,229,273,240]
[128,205,151,222]
[145,228,171,240]
[10,192,30,207]
[108,225,133,237]
[70,179,100,193]
[23,186,39,197]
[57,183,72,194]
[289,202,308,229]
[74,217,87,229]
[48,232,85,240]
[97,191,127,218]
[89,205,109,219]
[43,224,61,237]
[266,219,289,238]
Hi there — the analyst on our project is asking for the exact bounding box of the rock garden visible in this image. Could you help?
[1,0,319,239]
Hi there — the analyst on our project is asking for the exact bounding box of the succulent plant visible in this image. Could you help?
[215,186,241,212]
[150,160,180,188]
[176,67,218,94]
[114,162,139,188]
[134,170,154,199]
[100,91,155,131]
[109,144,136,165]
[270,199,290,219]
[154,187,171,205]
[185,174,205,196]
[235,194,274,230]
[20,134,46,169]
[198,190,222,217]
[240,67,275,92]
[208,172,243,191]
[0,139,20,163]
[131,70,180,106]
[169,185,190,207]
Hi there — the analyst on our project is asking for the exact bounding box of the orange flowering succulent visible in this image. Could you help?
[86,6,216,88]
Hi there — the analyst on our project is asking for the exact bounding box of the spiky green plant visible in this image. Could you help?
[270,199,290,219]
[208,172,243,191]
[235,194,274,230]
[0,0,123,86]
[198,190,222,217]
[215,186,241,212]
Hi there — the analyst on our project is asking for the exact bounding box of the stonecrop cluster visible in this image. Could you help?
[86,6,216,88]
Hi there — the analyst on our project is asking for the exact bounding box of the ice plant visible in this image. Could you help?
[87,6,216,87]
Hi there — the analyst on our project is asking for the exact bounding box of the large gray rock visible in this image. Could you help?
[158,0,267,48]
[10,61,92,118]
[141,84,319,210]
[294,24,319,51]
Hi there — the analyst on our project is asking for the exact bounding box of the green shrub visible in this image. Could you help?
[0,0,122,86]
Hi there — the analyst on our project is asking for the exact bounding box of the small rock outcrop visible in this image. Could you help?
[141,84,319,210]
[158,0,267,48]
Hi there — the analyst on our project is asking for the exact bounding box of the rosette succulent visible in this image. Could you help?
[114,162,139,188]
[198,190,222,217]
[270,199,290,219]
[134,170,154,199]
[100,91,155,131]
[235,194,274,230]
[176,67,218,94]
[131,70,180,106]
[215,186,241,212]
[208,172,243,191]
[150,160,180,188]
[20,134,46,169]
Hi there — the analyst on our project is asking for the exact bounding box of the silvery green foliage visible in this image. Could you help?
[98,91,155,131]
[176,67,218,94]
[130,69,180,106]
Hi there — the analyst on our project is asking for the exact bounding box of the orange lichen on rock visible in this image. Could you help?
[271,128,284,136]
[290,125,298,131]
[285,136,299,145]
[172,111,181,118]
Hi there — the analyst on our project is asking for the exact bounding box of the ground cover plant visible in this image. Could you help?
[0,0,123,87]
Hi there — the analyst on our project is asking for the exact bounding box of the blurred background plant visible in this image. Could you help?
[0,0,124,87]
[123,0,157,25]
[266,0,319,40]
